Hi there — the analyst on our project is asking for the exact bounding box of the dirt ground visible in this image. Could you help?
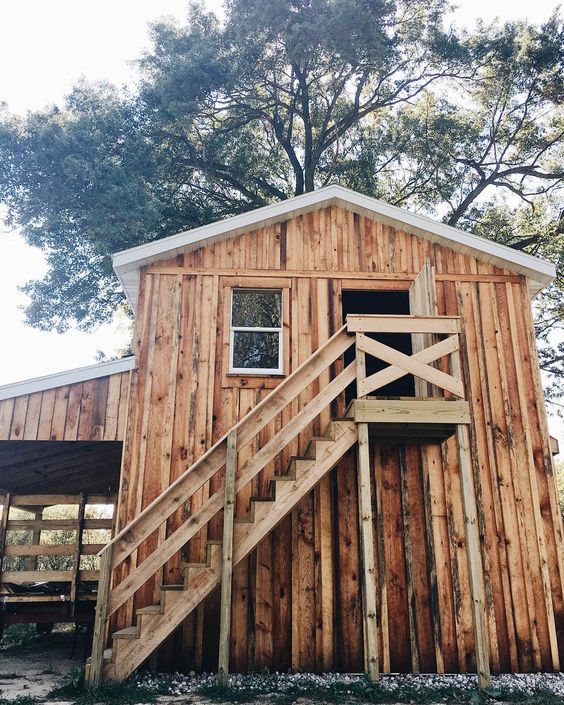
[0,630,80,700]
[0,630,208,704]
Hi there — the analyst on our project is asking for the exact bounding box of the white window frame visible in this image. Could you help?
[229,288,284,375]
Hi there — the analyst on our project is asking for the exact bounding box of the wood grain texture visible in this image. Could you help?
[0,372,131,442]
[109,205,563,676]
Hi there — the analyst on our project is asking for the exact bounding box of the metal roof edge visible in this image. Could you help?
[112,185,556,305]
[0,356,137,402]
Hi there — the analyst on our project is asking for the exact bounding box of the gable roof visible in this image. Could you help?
[0,356,136,402]
[113,185,556,308]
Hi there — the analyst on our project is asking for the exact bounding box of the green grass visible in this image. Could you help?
[0,697,39,705]
[48,670,157,705]
[0,625,41,651]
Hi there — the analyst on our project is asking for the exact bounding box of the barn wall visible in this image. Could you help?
[116,206,564,674]
[0,371,131,442]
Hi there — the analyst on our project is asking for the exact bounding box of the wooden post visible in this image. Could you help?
[357,421,379,681]
[29,508,44,571]
[355,333,379,681]
[0,492,11,583]
[218,431,237,685]
[70,493,86,617]
[451,343,491,689]
[87,542,113,688]
[456,423,491,689]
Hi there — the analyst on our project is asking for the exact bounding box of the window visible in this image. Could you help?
[229,289,283,374]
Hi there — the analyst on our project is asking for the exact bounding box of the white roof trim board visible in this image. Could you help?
[0,356,136,402]
[113,185,556,308]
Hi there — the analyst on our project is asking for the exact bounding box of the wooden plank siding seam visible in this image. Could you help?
[46,203,563,679]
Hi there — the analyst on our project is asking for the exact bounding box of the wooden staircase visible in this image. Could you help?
[87,312,491,688]
[99,419,356,681]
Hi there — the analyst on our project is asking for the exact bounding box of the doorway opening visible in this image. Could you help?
[342,289,415,402]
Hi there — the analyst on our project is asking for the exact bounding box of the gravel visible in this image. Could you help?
[130,670,564,701]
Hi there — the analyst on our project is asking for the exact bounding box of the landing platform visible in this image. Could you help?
[348,398,471,442]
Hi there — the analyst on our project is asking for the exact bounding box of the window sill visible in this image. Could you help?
[222,373,286,389]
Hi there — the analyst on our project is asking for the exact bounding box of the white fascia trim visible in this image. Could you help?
[113,185,556,307]
[0,356,137,402]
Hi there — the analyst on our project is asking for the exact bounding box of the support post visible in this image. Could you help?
[456,423,491,689]
[0,492,11,583]
[29,508,44,571]
[357,421,380,681]
[70,493,86,617]
[450,343,491,689]
[355,334,379,681]
[218,430,237,686]
[87,542,113,688]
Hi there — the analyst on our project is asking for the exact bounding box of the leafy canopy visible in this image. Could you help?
[0,0,562,351]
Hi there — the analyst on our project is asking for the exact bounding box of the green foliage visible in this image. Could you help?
[48,673,157,705]
[1,504,111,574]
[0,697,39,705]
[0,624,41,650]
[0,0,562,348]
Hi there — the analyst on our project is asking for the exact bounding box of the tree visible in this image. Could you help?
[0,0,562,340]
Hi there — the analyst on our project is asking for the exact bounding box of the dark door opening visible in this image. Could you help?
[342,289,415,403]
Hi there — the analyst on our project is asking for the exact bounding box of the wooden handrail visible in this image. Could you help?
[103,324,352,570]
[98,325,354,619]
[350,315,465,400]
[106,361,356,616]
[346,314,461,334]
[89,313,467,684]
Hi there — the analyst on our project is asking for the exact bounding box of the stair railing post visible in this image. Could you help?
[87,542,113,688]
[355,335,380,682]
[218,430,237,686]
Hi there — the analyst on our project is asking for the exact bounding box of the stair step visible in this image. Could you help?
[305,436,334,458]
[137,605,162,615]
[102,414,358,682]
[249,494,275,503]
[273,473,294,481]
[113,626,139,640]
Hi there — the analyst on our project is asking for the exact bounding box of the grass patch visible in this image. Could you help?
[0,697,39,705]
[48,670,157,705]
[0,625,40,651]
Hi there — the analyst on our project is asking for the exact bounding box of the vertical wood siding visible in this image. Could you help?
[0,372,131,442]
[116,206,564,674]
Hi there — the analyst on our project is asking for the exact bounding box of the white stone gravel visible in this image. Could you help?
[131,670,564,701]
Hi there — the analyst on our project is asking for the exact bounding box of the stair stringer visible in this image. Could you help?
[104,419,357,681]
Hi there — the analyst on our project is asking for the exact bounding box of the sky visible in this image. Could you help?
[0,0,562,432]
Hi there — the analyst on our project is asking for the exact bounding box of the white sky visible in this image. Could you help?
[0,0,562,435]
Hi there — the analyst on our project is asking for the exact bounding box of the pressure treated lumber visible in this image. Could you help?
[103,420,357,680]
[357,421,379,681]
[218,430,237,684]
[356,333,465,398]
[87,544,114,687]
[108,204,563,679]
[352,400,470,425]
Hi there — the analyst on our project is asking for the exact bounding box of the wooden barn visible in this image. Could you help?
[1,186,563,688]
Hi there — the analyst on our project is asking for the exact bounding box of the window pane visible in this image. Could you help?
[232,290,281,328]
[232,331,280,370]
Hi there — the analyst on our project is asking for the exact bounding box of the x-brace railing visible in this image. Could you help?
[346,315,465,399]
